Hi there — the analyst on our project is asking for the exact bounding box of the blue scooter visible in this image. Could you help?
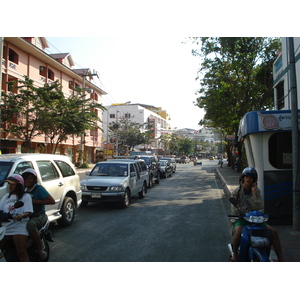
[228,197,275,262]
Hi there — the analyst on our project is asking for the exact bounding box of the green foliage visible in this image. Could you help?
[1,75,105,154]
[178,137,194,155]
[109,117,150,153]
[190,37,281,136]
[1,76,43,150]
[78,162,90,168]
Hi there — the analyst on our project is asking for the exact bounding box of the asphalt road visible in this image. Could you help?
[49,160,232,262]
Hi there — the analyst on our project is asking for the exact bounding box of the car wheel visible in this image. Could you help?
[121,189,131,208]
[139,182,147,198]
[58,197,75,227]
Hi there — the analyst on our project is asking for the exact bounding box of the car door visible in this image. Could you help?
[129,163,139,195]
[134,162,143,192]
[35,160,64,215]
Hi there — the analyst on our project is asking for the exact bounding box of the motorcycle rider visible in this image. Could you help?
[22,169,55,260]
[0,174,33,262]
[230,167,284,262]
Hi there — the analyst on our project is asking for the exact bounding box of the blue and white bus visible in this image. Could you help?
[238,109,300,224]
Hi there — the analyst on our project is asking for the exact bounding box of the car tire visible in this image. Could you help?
[139,182,147,198]
[58,197,75,227]
[121,189,131,208]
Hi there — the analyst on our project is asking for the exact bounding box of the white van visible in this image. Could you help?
[0,154,82,226]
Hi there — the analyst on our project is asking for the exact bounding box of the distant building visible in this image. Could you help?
[102,103,171,152]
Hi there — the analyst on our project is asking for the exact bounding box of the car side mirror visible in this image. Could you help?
[130,172,137,178]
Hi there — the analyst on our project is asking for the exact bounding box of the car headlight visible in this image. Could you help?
[109,186,123,192]
[81,184,87,191]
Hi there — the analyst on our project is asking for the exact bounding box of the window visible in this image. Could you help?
[109,114,115,118]
[39,66,47,77]
[125,113,131,118]
[276,81,284,110]
[48,68,54,81]
[0,162,13,187]
[37,161,59,181]
[14,162,34,175]
[269,132,293,169]
[7,75,18,93]
[55,160,75,177]
[8,48,19,64]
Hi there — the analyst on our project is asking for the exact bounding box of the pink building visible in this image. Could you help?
[1,37,106,164]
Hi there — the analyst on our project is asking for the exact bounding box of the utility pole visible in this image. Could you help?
[288,37,300,231]
[0,37,3,154]
[79,70,98,166]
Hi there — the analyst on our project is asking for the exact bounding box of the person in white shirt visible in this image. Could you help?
[0,174,33,261]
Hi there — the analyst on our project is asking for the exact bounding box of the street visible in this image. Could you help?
[47,159,232,262]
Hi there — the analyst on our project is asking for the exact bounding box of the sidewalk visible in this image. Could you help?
[216,164,300,262]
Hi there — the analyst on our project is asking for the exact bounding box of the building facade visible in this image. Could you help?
[1,37,106,164]
[273,37,300,110]
[102,103,171,155]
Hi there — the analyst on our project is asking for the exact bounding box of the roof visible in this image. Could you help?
[49,53,74,67]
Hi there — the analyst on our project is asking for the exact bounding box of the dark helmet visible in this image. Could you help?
[242,167,258,181]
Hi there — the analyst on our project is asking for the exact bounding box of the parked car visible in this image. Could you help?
[0,154,82,227]
[161,157,176,173]
[80,159,148,208]
[138,155,160,187]
[178,156,189,164]
[159,160,172,178]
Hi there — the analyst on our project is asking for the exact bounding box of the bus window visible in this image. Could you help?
[269,132,292,169]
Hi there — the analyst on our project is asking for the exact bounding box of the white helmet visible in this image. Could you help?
[22,168,37,178]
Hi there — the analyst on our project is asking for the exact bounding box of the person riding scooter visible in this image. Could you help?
[230,167,284,262]
[0,174,33,261]
[22,169,55,260]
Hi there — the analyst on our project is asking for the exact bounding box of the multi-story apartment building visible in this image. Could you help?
[273,37,300,110]
[102,103,171,154]
[0,37,106,164]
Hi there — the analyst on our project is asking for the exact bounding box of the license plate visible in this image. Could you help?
[91,193,101,198]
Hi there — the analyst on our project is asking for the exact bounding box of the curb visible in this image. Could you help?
[215,168,236,198]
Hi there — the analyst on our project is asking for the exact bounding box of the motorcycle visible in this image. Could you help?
[0,201,54,262]
[227,197,276,262]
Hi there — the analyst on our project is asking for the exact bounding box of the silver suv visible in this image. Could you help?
[0,154,82,226]
[80,159,149,208]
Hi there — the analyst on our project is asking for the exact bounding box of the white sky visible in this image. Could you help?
[45,36,204,129]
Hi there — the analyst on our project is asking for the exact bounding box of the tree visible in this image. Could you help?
[1,76,43,151]
[1,76,105,155]
[178,137,194,156]
[37,84,105,154]
[109,117,151,154]
[190,37,281,169]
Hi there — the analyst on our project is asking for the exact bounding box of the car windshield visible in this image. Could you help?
[160,160,167,166]
[140,157,150,165]
[0,162,13,187]
[90,163,128,177]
